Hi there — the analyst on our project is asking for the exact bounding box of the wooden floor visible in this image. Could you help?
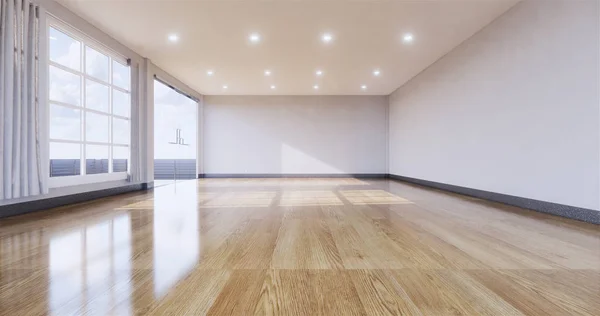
[1,178,599,315]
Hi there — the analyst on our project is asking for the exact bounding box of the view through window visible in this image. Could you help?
[48,24,131,184]
[153,80,197,182]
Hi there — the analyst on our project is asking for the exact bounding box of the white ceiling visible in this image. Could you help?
[58,0,520,96]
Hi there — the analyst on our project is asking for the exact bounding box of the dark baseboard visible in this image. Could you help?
[389,174,599,225]
[0,182,153,219]
[142,181,154,190]
[199,173,387,179]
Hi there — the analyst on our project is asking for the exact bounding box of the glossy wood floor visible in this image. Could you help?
[1,178,599,315]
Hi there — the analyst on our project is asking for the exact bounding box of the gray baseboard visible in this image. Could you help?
[389,174,599,225]
[199,173,387,179]
[0,182,153,219]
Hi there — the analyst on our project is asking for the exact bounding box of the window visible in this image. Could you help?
[48,23,131,186]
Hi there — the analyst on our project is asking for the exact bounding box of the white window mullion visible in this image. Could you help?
[111,85,129,94]
[48,61,82,77]
[49,139,111,146]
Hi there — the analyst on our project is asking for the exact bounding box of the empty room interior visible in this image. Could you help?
[1,0,599,315]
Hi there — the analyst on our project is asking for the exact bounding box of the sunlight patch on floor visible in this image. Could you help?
[280,190,344,206]
[340,190,412,205]
[200,191,276,208]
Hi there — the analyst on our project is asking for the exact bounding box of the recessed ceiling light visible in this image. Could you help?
[168,33,179,43]
[264,70,271,76]
[321,33,333,43]
[222,85,228,89]
[361,85,367,90]
[249,33,261,43]
[373,69,381,76]
[270,85,276,90]
[316,70,323,76]
[313,85,319,90]
[403,33,414,43]
[207,70,214,76]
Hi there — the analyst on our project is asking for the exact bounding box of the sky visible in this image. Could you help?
[49,27,131,160]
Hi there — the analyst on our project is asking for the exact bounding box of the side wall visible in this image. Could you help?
[204,96,388,175]
[388,0,600,211]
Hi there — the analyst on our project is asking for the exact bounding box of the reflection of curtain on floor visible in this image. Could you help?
[0,0,49,200]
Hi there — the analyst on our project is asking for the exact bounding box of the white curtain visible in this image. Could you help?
[0,0,48,200]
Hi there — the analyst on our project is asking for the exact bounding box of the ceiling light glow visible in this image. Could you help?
[271,85,276,90]
[361,85,367,90]
[403,33,414,43]
[207,70,214,76]
[168,33,179,43]
[249,33,261,43]
[373,69,381,76]
[222,85,228,89]
[321,33,333,43]
[316,70,323,76]
[313,85,319,90]
[264,70,271,76]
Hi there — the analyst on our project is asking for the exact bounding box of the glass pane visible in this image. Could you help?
[113,89,130,118]
[85,112,109,143]
[50,104,80,141]
[85,46,109,82]
[113,118,130,145]
[113,146,129,173]
[85,80,109,113]
[154,79,197,181]
[86,145,109,174]
[113,60,130,90]
[50,142,81,177]
[49,27,81,71]
[49,65,81,106]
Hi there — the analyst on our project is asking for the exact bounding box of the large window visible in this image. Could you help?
[48,22,131,187]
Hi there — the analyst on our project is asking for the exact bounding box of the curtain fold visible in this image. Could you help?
[0,0,48,200]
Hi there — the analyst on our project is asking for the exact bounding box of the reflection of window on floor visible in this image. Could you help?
[340,190,412,205]
[280,190,344,206]
[201,191,276,208]
[48,22,131,183]
[0,230,46,283]
[153,206,199,298]
[48,214,131,315]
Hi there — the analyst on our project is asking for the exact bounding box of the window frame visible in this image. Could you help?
[47,17,132,188]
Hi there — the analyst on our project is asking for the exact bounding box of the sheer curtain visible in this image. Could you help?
[0,0,48,200]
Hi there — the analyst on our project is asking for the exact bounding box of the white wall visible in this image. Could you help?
[388,0,600,210]
[204,96,387,175]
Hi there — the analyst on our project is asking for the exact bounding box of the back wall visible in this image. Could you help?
[203,96,388,176]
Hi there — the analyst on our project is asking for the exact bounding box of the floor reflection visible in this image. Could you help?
[152,181,200,298]
[48,214,132,315]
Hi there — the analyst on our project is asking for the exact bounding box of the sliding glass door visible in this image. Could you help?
[153,80,197,185]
